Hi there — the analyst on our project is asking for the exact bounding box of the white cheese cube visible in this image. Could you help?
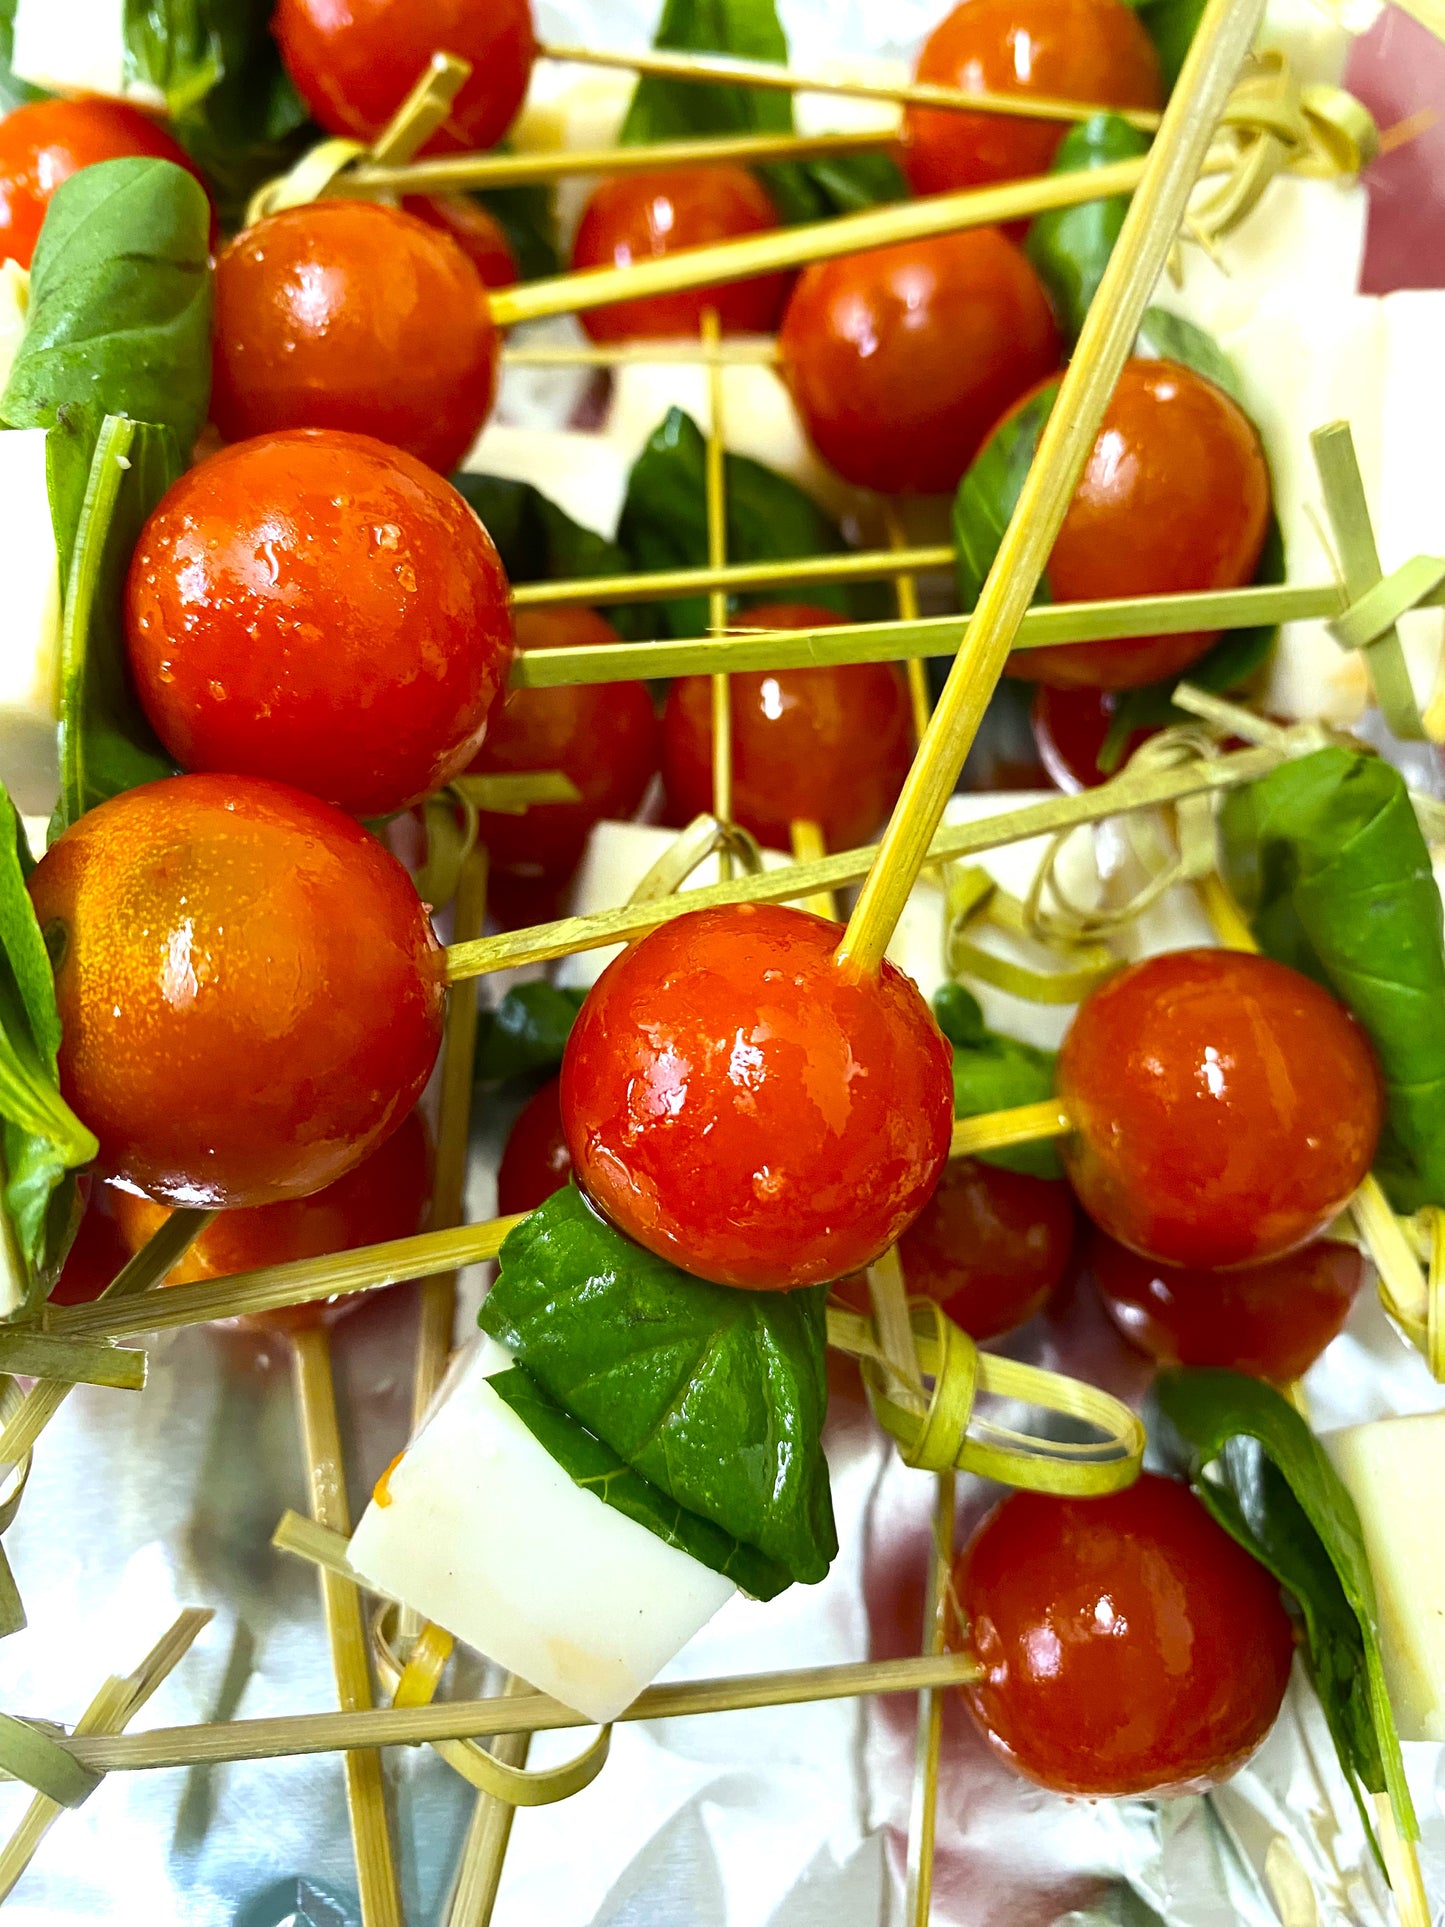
[1323,1413,1445,1741]
[0,427,62,816]
[461,423,633,542]
[1260,0,1382,86]
[348,1336,736,1726]
[1378,292,1445,715]
[11,0,164,108]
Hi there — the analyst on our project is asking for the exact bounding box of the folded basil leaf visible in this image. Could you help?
[490,1364,792,1598]
[52,415,180,840]
[620,407,882,637]
[1027,115,1152,342]
[1155,1368,1415,1859]
[953,380,1060,612]
[451,471,632,599]
[475,983,585,1086]
[933,984,1063,1180]
[1135,305,1248,412]
[1221,747,1445,1214]
[481,1184,837,1586]
[2,157,213,453]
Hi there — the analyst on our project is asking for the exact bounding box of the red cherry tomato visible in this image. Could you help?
[497,1076,573,1218]
[903,0,1162,199]
[403,196,520,288]
[661,604,912,849]
[953,1473,1294,1796]
[211,201,499,473]
[998,360,1272,690]
[274,0,536,154]
[470,606,661,881]
[0,98,214,269]
[1090,1227,1363,1381]
[29,775,445,1210]
[1031,686,1158,790]
[1058,949,1384,1269]
[571,167,790,345]
[48,1195,131,1308]
[125,429,514,820]
[779,229,1061,494]
[561,903,954,1290]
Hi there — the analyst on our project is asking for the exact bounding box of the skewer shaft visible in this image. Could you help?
[445,1677,533,1927]
[703,308,734,872]
[905,1469,957,1927]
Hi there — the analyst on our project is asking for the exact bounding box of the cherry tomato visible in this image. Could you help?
[561,902,954,1290]
[274,0,536,154]
[497,1077,573,1218]
[661,604,912,850]
[1031,686,1158,790]
[0,98,214,270]
[953,1473,1294,1796]
[48,1194,131,1308]
[125,429,514,820]
[998,359,1272,690]
[470,606,661,881]
[903,0,1162,199]
[403,196,520,288]
[29,775,445,1210]
[1090,1227,1363,1381]
[571,167,790,344]
[1058,950,1384,1270]
[779,229,1061,494]
[211,201,499,473]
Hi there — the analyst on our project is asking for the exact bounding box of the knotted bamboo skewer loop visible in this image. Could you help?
[628,814,765,904]
[944,865,1121,1004]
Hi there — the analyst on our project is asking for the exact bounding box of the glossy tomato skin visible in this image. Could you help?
[1090,1227,1363,1381]
[903,0,1161,198]
[779,230,1061,494]
[1031,685,1157,791]
[274,0,536,153]
[1001,359,1272,689]
[125,429,514,819]
[470,607,661,880]
[48,1195,131,1308]
[561,903,955,1289]
[1058,950,1384,1270]
[403,196,519,288]
[497,1077,573,1217]
[661,605,912,849]
[954,1473,1294,1796]
[29,775,445,1210]
[572,167,789,344]
[211,201,499,473]
[0,98,213,269]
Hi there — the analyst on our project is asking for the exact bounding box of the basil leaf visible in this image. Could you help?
[489,1364,792,1598]
[933,985,1063,1180]
[1136,0,1208,89]
[480,1185,837,1586]
[619,407,882,637]
[1027,115,1152,342]
[1156,1368,1415,1856]
[472,182,558,283]
[53,416,181,839]
[2,158,213,454]
[1220,747,1445,1214]
[953,380,1060,611]
[475,983,585,1085]
[1135,305,1248,411]
[0,0,46,111]
[451,472,633,602]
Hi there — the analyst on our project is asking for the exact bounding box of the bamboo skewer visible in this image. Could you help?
[790,820,838,919]
[836,0,1270,976]
[501,338,782,369]
[883,504,934,744]
[445,1676,534,1927]
[509,542,959,613]
[905,1468,957,1927]
[703,308,735,879]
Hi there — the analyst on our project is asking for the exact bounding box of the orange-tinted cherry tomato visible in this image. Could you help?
[29,775,445,1210]
[1089,1227,1363,1381]
[0,98,214,270]
[1031,686,1158,791]
[779,229,1061,494]
[561,902,954,1290]
[953,1473,1294,1796]
[403,195,519,288]
[661,604,912,850]
[497,1077,573,1218]
[470,607,661,881]
[571,167,789,344]
[274,0,536,153]
[999,359,1272,690]
[48,1195,131,1308]
[903,0,1162,199]
[211,201,499,473]
[125,429,513,819]
[1058,950,1384,1270]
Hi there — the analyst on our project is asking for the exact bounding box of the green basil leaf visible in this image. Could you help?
[53,415,181,839]
[480,1184,837,1586]
[935,985,1063,1180]
[2,157,213,453]
[1134,0,1208,89]
[489,1364,792,1598]
[619,406,882,637]
[952,380,1061,612]
[0,0,47,112]
[1026,114,1152,342]
[475,983,585,1086]
[450,471,636,619]
[1135,305,1248,411]
[1156,1368,1415,1856]
[472,181,558,283]
[1220,747,1445,1214]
